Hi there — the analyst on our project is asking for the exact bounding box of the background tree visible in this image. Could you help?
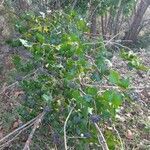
[124,0,150,42]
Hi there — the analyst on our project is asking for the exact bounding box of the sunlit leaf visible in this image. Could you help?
[19,39,32,47]
[109,70,120,84]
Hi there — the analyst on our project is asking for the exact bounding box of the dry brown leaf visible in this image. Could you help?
[12,120,19,129]
[126,129,133,140]
[14,91,24,97]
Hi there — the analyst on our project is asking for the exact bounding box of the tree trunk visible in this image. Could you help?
[101,16,105,39]
[18,0,30,11]
[124,0,149,42]
[113,0,122,37]
[107,8,115,39]
[89,2,97,35]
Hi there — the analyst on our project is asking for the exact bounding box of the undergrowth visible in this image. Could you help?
[8,11,148,149]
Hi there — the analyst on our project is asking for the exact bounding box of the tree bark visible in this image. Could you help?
[101,15,105,39]
[107,8,115,39]
[18,0,30,11]
[113,0,122,37]
[89,2,97,35]
[124,0,150,42]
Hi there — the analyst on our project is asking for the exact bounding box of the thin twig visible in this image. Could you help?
[94,123,109,150]
[0,0,4,6]
[109,42,132,51]
[0,121,35,149]
[55,144,58,150]
[113,125,124,150]
[0,114,41,144]
[0,131,22,150]
[83,38,133,52]
[83,83,150,90]
[104,32,123,46]
[0,69,39,95]
[0,81,18,95]
[23,111,46,150]
[64,107,75,150]
[71,0,77,10]
[67,136,86,139]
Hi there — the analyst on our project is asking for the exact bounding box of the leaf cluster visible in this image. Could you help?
[11,11,132,148]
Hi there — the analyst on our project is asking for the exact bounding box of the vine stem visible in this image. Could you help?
[64,106,75,150]
[113,125,124,150]
[94,123,109,150]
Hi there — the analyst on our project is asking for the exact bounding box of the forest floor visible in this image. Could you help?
[0,42,149,149]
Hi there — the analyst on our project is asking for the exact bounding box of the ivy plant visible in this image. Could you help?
[11,11,135,149]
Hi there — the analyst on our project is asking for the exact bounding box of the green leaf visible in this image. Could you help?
[19,39,32,47]
[112,92,122,108]
[72,90,82,101]
[83,95,93,102]
[72,90,89,107]
[103,90,114,101]
[36,33,45,44]
[77,19,87,31]
[105,130,119,149]
[42,94,52,103]
[87,107,93,115]
[102,90,122,108]
[109,70,120,84]
[13,55,22,68]
[6,39,22,47]
[118,78,130,89]
[91,71,102,81]
[86,87,98,95]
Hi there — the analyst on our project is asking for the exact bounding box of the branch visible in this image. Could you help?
[0,114,41,144]
[0,0,4,6]
[64,106,75,150]
[113,125,124,150]
[104,32,123,46]
[139,19,150,32]
[83,83,150,90]
[94,123,109,150]
[71,0,77,10]
[0,122,34,149]
[0,68,39,95]
[23,111,46,150]
[109,41,132,51]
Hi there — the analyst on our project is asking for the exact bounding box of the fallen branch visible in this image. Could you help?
[0,121,34,150]
[104,32,123,46]
[64,106,75,150]
[0,68,39,95]
[0,114,41,144]
[83,83,150,90]
[23,111,46,150]
[109,41,132,51]
[83,38,133,52]
[0,131,22,150]
[94,123,109,150]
